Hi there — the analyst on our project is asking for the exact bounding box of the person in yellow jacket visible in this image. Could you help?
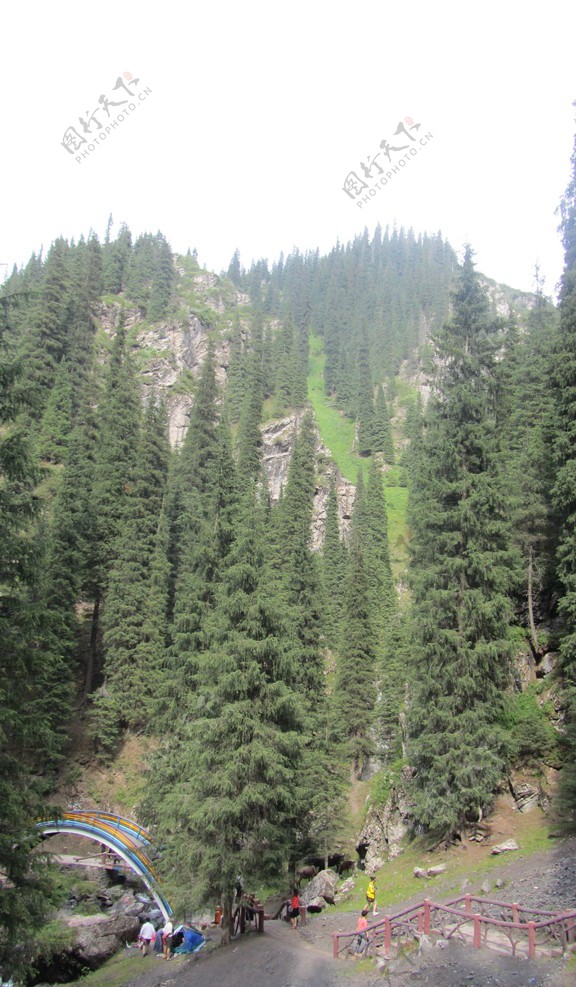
[366,877,379,916]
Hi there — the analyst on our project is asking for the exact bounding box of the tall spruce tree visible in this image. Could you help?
[89,320,141,699]
[96,399,170,754]
[0,346,60,979]
[363,457,396,649]
[372,385,395,462]
[321,477,347,650]
[166,346,230,707]
[332,513,376,770]
[406,246,515,840]
[552,114,576,828]
[147,488,303,937]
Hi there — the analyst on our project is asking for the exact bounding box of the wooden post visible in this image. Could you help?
[464,894,472,914]
[332,932,339,959]
[423,899,431,934]
[299,905,307,926]
[512,903,519,924]
[528,921,536,959]
[385,916,391,954]
[257,905,264,933]
[473,914,481,950]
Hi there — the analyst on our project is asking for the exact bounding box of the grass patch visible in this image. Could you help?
[308,333,409,566]
[332,808,555,914]
[307,334,367,486]
[63,949,160,987]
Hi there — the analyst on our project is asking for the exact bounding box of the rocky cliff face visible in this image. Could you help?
[260,414,356,549]
[99,280,357,550]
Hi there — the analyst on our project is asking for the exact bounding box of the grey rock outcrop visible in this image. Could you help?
[358,766,414,867]
[300,869,338,908]
[61,912,140,969]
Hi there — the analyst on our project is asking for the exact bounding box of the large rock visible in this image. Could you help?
[299,869,338,907]
[62,912,140,970]
[491,839,519,855]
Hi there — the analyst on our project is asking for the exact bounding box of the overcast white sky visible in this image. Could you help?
[1,1,575,298]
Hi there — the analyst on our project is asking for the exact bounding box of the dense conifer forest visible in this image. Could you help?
[2,118,576,980]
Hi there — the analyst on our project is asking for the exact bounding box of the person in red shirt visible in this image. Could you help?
[354,908,370,954]
[290,889,301,929]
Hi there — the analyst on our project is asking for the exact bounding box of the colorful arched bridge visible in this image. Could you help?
[37,811,172,920]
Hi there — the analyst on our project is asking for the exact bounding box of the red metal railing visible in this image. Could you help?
[332,894,576,961]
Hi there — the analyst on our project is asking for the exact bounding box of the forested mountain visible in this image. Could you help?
[1,151,575,979]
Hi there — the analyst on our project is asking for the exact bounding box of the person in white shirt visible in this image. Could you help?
[138,919,155,956]
[162,918,174,960]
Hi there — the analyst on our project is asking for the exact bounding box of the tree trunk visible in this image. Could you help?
[220,890,234,946]
[527,547,540,655]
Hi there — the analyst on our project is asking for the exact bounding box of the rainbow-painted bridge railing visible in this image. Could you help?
[37,811,172,920]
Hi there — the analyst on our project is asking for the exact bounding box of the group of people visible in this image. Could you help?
[137,917,174,959]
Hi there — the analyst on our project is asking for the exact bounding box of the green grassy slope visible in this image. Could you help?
[307,333,408,572]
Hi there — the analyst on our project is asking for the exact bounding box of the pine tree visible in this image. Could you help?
[38,357,74,462]
[332,520,376,770]
[102,222,132,294]
[25,237,72,403]
[236,326,264,485]
[372,385,395,462]
[96,399,170,753]
[321,478,347,650]
[406,246,515,841]
[42,418,97,685]
[363,457,396,648]
[89,321,141,702]
[356,331,376,456]
[225,315,248,422]
[552,112,576,829]
[497,293,558,652]
[92,320,142,576]
[166,347,231,710]
[227,248,243,287]
[67,232,102,409]
[0,346,60,979]
[147,488,303,936]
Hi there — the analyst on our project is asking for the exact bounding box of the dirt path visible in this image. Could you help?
[112,837,576,987]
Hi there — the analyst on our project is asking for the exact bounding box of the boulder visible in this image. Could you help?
[299,869,338,907]
[538,652,558,677]
[109,892,143,916]
[414,867,428,879]
[426,865,446,877]
[62,912,140,970]
[491,840,519,855]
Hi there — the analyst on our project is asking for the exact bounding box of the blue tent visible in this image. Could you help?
[173,924,206,954]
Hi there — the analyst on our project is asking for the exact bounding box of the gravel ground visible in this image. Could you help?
[115,837,576,987]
